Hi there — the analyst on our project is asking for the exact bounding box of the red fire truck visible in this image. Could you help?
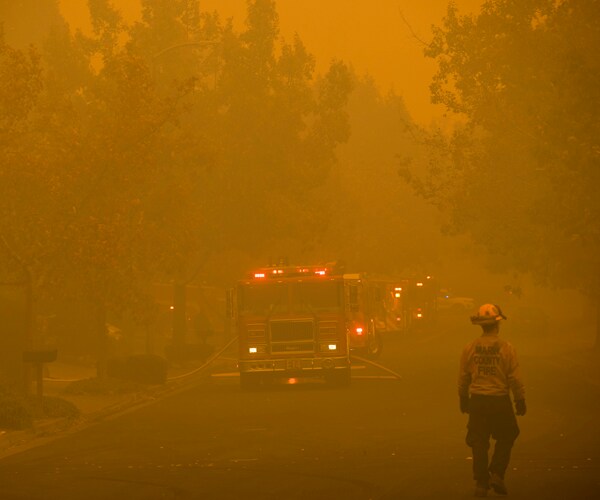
[402,275,438,332]
[233,263,405,389]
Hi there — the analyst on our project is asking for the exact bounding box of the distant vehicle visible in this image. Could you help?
[402,276,438,331]
[509,306,550,336]
[230,262,406,389]
[437,291,476,313]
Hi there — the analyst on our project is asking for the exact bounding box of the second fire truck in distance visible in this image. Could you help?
[402,275,438,332]
[233,262,407,389]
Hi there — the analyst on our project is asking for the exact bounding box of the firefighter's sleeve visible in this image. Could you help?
[458,346,472,398]
[506,344,525,401]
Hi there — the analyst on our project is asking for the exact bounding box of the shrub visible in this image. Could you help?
[107,354,168,385]
[165,343,214,362]
[34,396,80,420]
[126,354,168,384]
[0,385,80,429]
[105,357,129,381]
[0,389,33,429]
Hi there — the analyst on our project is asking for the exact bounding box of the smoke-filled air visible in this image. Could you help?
[0,1,598,499]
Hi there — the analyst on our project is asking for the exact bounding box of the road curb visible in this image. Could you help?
[0,338,237,459]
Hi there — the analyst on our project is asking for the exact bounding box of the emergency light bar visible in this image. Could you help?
[251,264,338,279]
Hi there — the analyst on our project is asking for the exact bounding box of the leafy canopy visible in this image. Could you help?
[415,0,600,295]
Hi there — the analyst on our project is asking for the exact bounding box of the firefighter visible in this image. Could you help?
[458,303,526,497]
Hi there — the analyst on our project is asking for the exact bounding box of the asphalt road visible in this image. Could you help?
[1,316,599,499]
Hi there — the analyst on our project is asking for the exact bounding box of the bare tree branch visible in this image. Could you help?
[398,7,431,47]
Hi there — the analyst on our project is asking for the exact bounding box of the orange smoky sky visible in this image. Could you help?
[59,0,482,124]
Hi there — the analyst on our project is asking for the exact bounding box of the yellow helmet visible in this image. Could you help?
[471,303,506,325]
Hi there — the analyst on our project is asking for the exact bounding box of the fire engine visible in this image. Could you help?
[402,275,438,331]
[232,262,406,389]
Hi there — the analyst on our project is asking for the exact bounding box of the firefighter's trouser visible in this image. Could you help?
[466,394,520,483]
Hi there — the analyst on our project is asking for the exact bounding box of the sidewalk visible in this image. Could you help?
[0,337,237,459]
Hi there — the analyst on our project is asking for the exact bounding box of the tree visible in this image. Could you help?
[210,0,353,260]
[318,75,445,275]
[0,0,62,49]
[127,0,354,273]
[1,0,356,377]
[0,30,46,386]
[1,1,200,377]
[55,1,205,370]
[407,0,600,342]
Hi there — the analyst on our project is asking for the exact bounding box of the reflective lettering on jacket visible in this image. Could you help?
[458,334,525,400]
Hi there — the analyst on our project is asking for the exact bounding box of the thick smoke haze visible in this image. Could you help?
[57,0,483,125]
[0,2,598,499]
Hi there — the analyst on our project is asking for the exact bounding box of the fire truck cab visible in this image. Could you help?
[235,263,350,389]
[233,263,405,389]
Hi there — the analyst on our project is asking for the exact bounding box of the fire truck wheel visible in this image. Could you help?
[325,368,351,388]
[240,372,261,391]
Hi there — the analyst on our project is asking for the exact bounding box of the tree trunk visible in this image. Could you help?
[595,295,600,352]
[172,282,187,348]
[594,273,600,353]
[22,271,33,392]
[145,322,155,355]
[0,237,35,392]
[95,302,108,379]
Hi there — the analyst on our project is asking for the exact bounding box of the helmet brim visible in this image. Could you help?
[471,315,504,325]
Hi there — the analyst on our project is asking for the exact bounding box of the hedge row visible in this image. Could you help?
[107,354,169,385]
[0,385,80,430]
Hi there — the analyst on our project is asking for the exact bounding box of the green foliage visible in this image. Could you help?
[33,395,80,420]
[413,0,600,295]
[0,33,42,132]
[106,354,168,385]
[0,384,80,429]
[0,0,356,370]
[0,385,32,429]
